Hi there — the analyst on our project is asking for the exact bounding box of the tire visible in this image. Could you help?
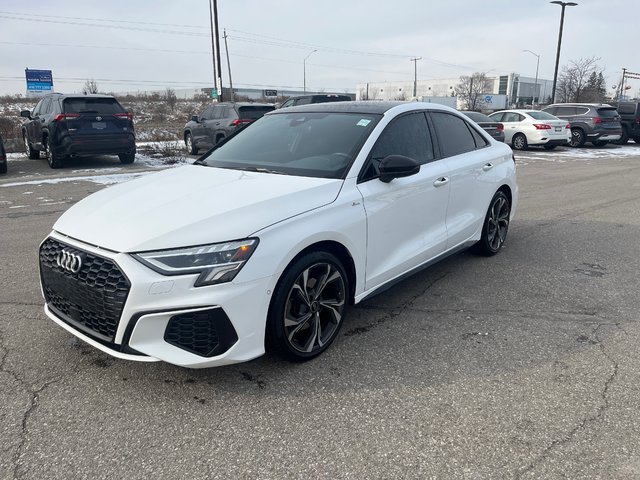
[45,137,63,169]
[0,162,6,174]
[23,133,40,159]
[634,137,640,144]
[266,251,349,362]
[473,191,511,256]
[569,128,585,147]
[592,140,608,147]
[613,127,629,145]
[185,133,198,155]
[118,151,136,164]
[543,144,557,150]
[511,133,528,151]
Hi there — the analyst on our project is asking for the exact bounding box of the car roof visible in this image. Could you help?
[268,100,457,115]
[546,103,614,108]
[216,102,274,107]
[47,93,119,100]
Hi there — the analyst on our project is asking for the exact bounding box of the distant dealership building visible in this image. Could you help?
[356,73,554,110]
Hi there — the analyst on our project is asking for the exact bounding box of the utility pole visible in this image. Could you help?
[303,49,317,94]
[618,67,627,101]
[523,50,540,108]
[223,29,234,102]
[212,0,223,102]
[410,57,422,98]
[550,1,578,104]
[208,0,217,101]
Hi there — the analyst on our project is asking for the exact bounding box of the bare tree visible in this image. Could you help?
[455,72,492,110]
[164,87,178,113]
[556,56,604,103]
[82,79,99,94]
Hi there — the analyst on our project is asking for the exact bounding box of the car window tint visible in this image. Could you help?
[463,111,492,123]
[431,111,477,158]
[489,112,504,122]
[211,106,224,119]
[617,103,634,115]
[501,112,519,122]
[33,99,44,116]
[468,124,488,147]
[597,108,618,118]
[527,111,558,120]
[200,106,214,120]
[238,106,275,120]
[556,106,577,116]
[367,112,434,168]
[63,98,124,114]
[41,98,52,114]
[576,107,590,115]
[296,97,311,105]
[543,107,557,115]
[280,99,293,108]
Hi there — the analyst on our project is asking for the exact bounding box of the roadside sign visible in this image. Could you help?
[25,68,53,97]
[264,89,278,97]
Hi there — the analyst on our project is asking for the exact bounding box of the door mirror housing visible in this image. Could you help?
[191,115,199,123]
[378,155,420,183]
[20,110,31,119]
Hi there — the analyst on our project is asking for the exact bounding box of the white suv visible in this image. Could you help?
[39,101,518,368]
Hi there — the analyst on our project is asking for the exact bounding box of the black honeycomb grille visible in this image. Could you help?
[164,309,238,357]
[39,238,130,341]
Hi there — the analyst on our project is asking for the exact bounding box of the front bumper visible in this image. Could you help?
[40,232,273,368]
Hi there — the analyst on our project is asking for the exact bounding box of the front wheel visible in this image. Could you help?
[266,251,348,362]
[613,128,629,145]
[512,133,528,151]
[185,133,198,155]
[473,191,511,256]
[24,134,40,159]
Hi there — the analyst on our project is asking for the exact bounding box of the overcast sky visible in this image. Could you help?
[0,0,637,96]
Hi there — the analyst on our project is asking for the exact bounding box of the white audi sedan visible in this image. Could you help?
[39,102,518,368]
[488,109,571,151]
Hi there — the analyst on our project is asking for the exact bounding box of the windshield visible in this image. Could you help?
[526,111,558,120]
[200,112,381,179]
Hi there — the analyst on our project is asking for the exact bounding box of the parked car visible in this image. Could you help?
[0,134,7,174]
[611,101,640,144]
[542,103,622,147]
[20,93,135,168]
[488,109,570,150]
[183,102,275,154]
[39,101,517,368]
[278,94,352,109]
[460,111,505,142]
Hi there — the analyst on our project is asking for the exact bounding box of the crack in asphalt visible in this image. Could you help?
[515,323,620,479]
[344,272,451,336]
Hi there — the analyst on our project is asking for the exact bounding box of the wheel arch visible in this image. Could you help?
[183,130,191,141]
[497,184,512,205]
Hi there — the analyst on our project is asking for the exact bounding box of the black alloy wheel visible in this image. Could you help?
[267,252,348,361]
[474,191,511,256]
[118,151,136,164]
[45,138,63,169]
[570,128,585,147]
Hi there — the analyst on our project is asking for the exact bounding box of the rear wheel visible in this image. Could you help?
[215,134,225,145]
[45,138,63,169]
[0,162,6,174]
[592,140,608,147]
[185,133,198,155]
[24,133,40,159]
[473,191,511,256]
[543,144,557,150]
[634,137,640,144]
[569,128,585,147]
[512,133,528,151]
[266,251,348,362]
[613,127,629,145]
[118,151,135,164]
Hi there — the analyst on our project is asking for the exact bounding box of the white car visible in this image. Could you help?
[39,102,518,368]
[488,109,571,150]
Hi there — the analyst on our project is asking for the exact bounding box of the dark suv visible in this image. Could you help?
[20,93,135,168]
[278,94,352,109]
[612,101,640,144]
[542,103,622,147]
[183,102,274,154]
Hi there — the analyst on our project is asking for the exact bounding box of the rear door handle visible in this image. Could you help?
[433,177,449,187]
[482,163,494,171]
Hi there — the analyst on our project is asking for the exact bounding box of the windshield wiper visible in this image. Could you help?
[234,166,290,175]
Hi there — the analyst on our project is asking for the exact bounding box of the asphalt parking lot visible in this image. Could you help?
[1,144,640,479]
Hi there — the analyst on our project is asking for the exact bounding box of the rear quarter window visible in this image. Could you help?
[63,98,124,114]
[617,103,635,115]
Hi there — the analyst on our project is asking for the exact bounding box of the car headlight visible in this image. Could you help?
[132,239,258,286]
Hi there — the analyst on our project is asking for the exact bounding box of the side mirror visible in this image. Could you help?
[191,115,199,123]
[378,155,420,183]
[20,110,31,119]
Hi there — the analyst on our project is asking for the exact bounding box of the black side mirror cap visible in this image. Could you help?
[20,110,31,119]
[191,115,199,123]
[378,155,420,183]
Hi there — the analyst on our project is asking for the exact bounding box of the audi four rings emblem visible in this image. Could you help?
[56,250,83,274]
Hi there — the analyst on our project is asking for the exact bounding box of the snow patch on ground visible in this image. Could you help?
[516,145,640,163]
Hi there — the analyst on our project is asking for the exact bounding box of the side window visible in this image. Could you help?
[41,98,52,114]
[219,107,230,119]
[211,106,224,119]
[280,99,293,109]
[468,124,488,148]
[430,111,477,158]
[489,112,504,122]
[33,99,44,116]
[543,107,557,115]
[502,112,519,123]
[576,107,590,116]
[556,106,576,116]
[200,106,214,120]
[360,112,434,182]
[296,97,311,106]
[515,113,525,122]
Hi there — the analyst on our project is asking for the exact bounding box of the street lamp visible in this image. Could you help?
[303,49,317,94]
[550,1,578,103]
[523,50,540,108]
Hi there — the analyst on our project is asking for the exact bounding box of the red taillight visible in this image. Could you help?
[533,123,551,130]
[54,113,80,121]
[231,119,252,126]
[114,113,134,120]
[496,123,504,132]
[592,117,602,124]
[565,123,571,129]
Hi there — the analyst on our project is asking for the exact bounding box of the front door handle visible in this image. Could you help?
[482,163,494,171]
[433,177,449,187]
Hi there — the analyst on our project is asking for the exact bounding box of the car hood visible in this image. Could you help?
[53,165,343,252]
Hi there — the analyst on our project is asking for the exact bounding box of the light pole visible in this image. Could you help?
[410,57,422,98]
[523,50,540,108]
[550,1,578,104]
[303,49,317,94]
